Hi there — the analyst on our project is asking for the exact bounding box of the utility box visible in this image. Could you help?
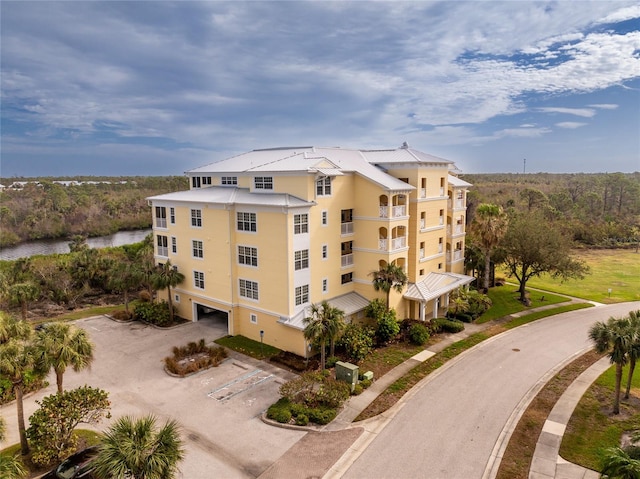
[335,361,359,392]
[362,371,374,381]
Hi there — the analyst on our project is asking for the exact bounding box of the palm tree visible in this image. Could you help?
[34,322,94,394]
[370,263,408,311]
[589,316,633,414]
[624,310,640,399]
[151,261,185,323]
[0,454,27,479]
[7,282,40,322]
[470,203,508,292]
[303,301,344,371]
[600,447,640,479]
[92,415,184,479]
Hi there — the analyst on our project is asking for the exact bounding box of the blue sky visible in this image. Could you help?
[1,1,639,177]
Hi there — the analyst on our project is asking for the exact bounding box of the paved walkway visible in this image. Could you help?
[262,297,606,479]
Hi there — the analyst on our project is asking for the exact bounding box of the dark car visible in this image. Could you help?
[41,446,99,479]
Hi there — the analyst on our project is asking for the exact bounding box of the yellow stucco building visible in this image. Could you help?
[148,145,475,356]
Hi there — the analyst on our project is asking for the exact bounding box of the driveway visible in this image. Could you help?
[340,302,640,479]
[0,316,306,478]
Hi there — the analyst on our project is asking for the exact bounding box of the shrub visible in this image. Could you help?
[408,323,430,345]
[360,379,372,389]
[455,313,474,323]
[270,351,314,372]
[326,356,339,368]
[134,301,172,326]
[111,309,133,321]
[338,323,375,362]
[432,318,465,333]
[307,407,336,425]
[376,309,400,345]
[315,377,350,408]
[267,401,292,424]
[164,340,228,376]
[352,384,363,395]
[138,290,152,302]
[295,414,309,426]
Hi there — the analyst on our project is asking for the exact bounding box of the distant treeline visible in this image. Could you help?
[0,176,188,247]
[462,172,640,247]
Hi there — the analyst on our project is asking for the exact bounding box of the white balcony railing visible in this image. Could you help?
[392,236,406,250]
[455,224,464,234]
[157,246,168,257]
[393,205,406,217]
[420,188,426,198]
[439,216,444,225]
[438,244,443,253]
[419,248,425,259]
[451,250,463,261]
[379,238,388,251]
[341,254,354,267]
[420,218,426,230]
[341,222,354,235]
[156,218,167,228]
[456,199,465,208]
[379,206,388,218]
[440,187,445,196]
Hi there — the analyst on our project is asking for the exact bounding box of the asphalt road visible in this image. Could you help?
[342,302,640,479]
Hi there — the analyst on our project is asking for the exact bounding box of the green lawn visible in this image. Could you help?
[215,335,281,360]
[476,286,571,324]
[498,249,640,304]
[560,364,640,471]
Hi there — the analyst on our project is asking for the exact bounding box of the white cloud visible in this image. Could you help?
[589,103,619,110]
[597,5,640,24]
[537,107,596,118]
[556,122,588,129]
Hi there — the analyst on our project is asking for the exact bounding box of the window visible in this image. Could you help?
[192,240,203,258]
[202,176,212,185]
[399,177,409,183]
[457,190,464,200]
[321,210,328,226]
[254,176,273,190]
[295,285,309,306]
[322,278,328,293]
[322,244,328,259]
[239,279,259,300]
[238,245,258,267]
[294,250,309,270]
[237,212,257,232]
[316,177,331,196]
[192,176,201,188]
[171,237,177,254]
[250,313,258,324]
[222,176,237,185]
[419,269,424,276]
[194,271,205,289]
[438,263,443,270]
[169,207,175,224]
[294,214,308,234]
[191,209,202,227]
[174,294,180,303]
[341,272,353,284]
[156,235,168,257]
[155,207,167,228]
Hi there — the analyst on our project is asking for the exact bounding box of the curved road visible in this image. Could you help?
[342,302,640,479]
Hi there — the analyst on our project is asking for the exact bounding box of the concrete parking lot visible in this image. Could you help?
[0,315,306,478]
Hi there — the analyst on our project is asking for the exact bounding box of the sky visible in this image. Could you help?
[1,1,639,177]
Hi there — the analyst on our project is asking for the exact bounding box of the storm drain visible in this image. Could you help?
[207,369,274,401]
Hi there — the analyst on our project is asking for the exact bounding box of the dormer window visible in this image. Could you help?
[254,176,273,190]
[316,177,331,196]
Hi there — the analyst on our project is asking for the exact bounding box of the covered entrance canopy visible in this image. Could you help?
[404,272,476,321]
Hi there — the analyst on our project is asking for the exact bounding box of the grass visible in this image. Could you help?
[498,249,640,304]
[560,364,640,471]
[215,335,281,360]
[359,342,425,379]
[34,303,129,324]
[476,286,571,324]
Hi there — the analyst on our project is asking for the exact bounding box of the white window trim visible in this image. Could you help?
[322,244,328,260]
[238,245,258,267]
[321,210,328,226]
[191,209,202,228]
[192,239,204,259]
[237,212,257,233]
[239,279,259,300]
[194,271,205,290]
[250,313,258,324]
[322,278,328,293]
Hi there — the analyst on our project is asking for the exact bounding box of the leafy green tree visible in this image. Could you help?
[375,309,400,345]
[589,316,633,415]
[92,415,184,479]
[303,301,344,371]
[34,322,94,394]
[0,314,35,455]
[151,261,185,324]
[7,282,40,321]
[470,203,508,292]
[108,260,144,314]
[501,212,590,303]
[26,386,110,466]
[337,324,375,362]
[370,263,408,310]
[600,447,640,479]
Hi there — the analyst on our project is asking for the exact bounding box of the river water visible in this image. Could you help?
[0,229,152,261]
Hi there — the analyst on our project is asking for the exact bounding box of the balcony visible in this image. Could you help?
[341,253,354,267]
[393,205,406,217]
[379,238,388,251]
[447,224,464,235]
[156,218,167,228]
[392,236,406,250]
[341,222,354,235]
[438,244,443,253]
[420,188,426,198]
[420,218,426,230]
[439,216,444,225]
[157,246,168,257]
[419,248,425,259]
[440,187,445,196]
[379,206,388,218]
[451,250,463,261]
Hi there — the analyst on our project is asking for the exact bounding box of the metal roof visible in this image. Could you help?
[278,292,370,331]
[448,175,473,188]
[147,186,313,208]
[404,272,476,302]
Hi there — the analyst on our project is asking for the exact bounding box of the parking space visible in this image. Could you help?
[1,316,305,478]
